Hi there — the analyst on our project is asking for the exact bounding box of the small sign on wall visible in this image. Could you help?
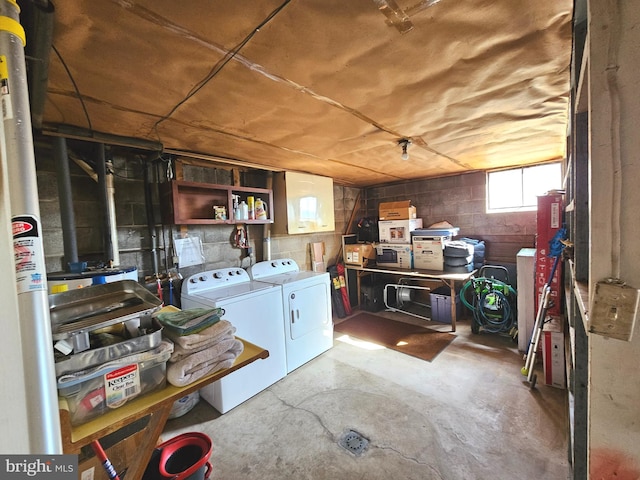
[174,236,204,267]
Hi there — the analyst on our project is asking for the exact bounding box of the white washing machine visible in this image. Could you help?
[180,267,286,413]
[248,259,333,373]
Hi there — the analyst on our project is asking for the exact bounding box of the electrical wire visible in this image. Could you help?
[52,44,93,131]
[151,0,293,140]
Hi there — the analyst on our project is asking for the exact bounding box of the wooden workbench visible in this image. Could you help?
[345,264,475,331]
[59,338,268,479]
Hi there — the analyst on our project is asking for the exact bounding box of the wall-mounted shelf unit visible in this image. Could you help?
[160,180,274,225]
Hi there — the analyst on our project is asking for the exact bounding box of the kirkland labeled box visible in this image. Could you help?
[374,243,413,269]
[378,218,423,243]
[344,243,376,267]
[412,236,446,270]
[378,201,417,221]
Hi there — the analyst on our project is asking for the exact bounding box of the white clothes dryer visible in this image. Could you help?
[180,267,286,413]
[248,259,333,373]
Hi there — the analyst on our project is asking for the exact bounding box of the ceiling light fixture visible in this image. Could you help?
[398,138,411,161]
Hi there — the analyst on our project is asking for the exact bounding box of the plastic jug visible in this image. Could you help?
[255,198,267,220]
[239,201,249,220]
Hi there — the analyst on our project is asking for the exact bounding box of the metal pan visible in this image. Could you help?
[48,280,162,341]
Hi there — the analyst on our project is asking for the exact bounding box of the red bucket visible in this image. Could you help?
[144,432,212,480]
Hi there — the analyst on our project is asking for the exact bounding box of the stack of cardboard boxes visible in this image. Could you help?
[342,200,459,272]
[375,201,421,269]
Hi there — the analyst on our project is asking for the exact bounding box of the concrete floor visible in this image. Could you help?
[162,310,571,480]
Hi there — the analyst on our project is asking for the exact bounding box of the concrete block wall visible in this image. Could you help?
[363,171,536,264]
[35,136,360,287]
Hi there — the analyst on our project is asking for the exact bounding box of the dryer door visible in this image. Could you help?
[286,283,331,339]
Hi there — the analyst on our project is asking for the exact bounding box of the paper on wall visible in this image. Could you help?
[174,236,204,268]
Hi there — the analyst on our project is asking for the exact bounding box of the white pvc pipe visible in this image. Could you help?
[2,0,62,453]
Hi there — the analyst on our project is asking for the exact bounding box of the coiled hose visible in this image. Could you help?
[460,278,517,334]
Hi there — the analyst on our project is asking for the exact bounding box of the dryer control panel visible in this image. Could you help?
[249,258,299,279]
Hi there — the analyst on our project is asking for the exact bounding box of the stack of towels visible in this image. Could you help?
[155,308,244,387]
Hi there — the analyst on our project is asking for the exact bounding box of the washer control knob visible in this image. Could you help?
[190,277,199,284]
[235,269,243,275]
[213,272,223,279]
[198,275,207,282]
[271,261,277,267]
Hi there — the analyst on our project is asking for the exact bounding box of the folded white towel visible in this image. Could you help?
[166,338,244,387]
[164,319,236,351]
[169,333,235,363]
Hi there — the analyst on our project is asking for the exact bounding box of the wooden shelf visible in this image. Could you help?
[160,180,274,225]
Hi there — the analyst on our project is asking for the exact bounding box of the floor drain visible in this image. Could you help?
[338,429,369,456]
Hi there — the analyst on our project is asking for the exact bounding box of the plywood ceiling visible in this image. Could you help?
[35,0,572,187]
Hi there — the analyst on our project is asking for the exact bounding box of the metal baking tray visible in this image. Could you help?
[53,317,164,377]
[48,280,163,341]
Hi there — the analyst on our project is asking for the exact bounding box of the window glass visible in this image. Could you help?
[487,162,562,212]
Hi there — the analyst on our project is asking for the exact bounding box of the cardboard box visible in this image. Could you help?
[344,243,376,266]
[412,236,446,270]
[311,242,326,272]
[542,316,566,388]
[378,201,417,220]
[378,219,423,243]
[374,243,413,269]
[535,194,564,316]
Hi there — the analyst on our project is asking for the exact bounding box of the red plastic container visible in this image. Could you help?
[144,432,212,480]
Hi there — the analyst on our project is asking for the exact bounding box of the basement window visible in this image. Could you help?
[486,162,562,213]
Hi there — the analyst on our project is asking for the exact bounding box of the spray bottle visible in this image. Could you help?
[232,195,240,220]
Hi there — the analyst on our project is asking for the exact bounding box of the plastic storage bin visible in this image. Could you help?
[58,341,173,426]
[429,286,461,324]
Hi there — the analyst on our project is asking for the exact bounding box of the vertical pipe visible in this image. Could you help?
[106,159,120,266]
[263,171,273,261]
[143,156,159,275]
[53,137,78,266]
[2,0,62,453]
[96,144,119,266]
[24,0,54,130]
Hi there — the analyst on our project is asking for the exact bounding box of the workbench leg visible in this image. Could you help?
[122,403,174,479]
[449,281,456,332]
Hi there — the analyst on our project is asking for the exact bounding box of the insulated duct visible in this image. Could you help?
[96,143,120,266]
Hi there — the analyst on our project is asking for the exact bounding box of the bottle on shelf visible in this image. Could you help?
[247,196,255,220]
[239,201,249,220]
[255,198,267,220]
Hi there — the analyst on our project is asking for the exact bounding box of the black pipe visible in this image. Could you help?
[53,136,78,267]
[24,1,55,129]
[96,143,114,263]
[43,124,163,152]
